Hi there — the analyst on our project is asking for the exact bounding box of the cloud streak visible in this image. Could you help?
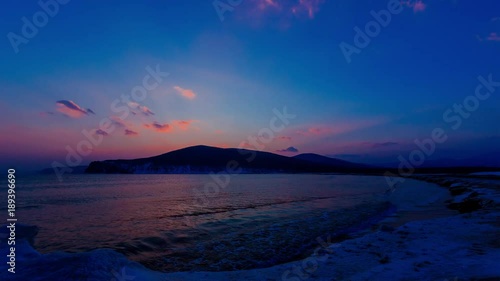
[295,118,389,138]
[275,135,292,141]
[144,122,173,133]
[56,100,95,118]
[243,0,324,28]
[402,0,426,13]
[128,102,155,116]
[276,146,299,153]
[124,129,138,136]
[173,86,196,100]
[174,120,196,130]
[291,0,324,19]
[95,129,109,136]
[487,32,500,42]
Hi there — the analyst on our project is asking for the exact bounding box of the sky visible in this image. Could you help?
[0,0,499,171]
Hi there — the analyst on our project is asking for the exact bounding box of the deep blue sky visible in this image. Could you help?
[0,0,499,170]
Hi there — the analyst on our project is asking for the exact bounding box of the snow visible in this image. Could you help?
[162,211,500,281]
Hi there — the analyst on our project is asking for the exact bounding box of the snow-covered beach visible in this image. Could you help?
[1,174,499,281]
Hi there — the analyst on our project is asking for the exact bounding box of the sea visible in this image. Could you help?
[2,174,449,272]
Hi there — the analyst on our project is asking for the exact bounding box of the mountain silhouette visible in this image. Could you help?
[85,145,369,174]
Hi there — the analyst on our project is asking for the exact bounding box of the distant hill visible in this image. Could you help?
[380,154,500,169]
[40,165,88,174]
[85,145,370,174]
[293,153,371,169]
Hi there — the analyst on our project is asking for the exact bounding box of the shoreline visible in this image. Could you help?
[1,174,499,280]
[163,175,500,280]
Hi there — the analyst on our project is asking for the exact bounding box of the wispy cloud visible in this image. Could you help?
[110,116,127,127]
[276,146,299,153]
[173,86,196,100]
[275,135,292,141]
[128,102,155,116]
[256,0,280,10]
[402,0,426,13]
[39,111,55,117]
[487,32,500,42]
[174,120,196,130]
[124,129,138,136]
[291,0,324,19]
[296,127,336,136]
[95,129,109,136]
[295,118,388,138]
[144,122,173,133]
[56,100,95,118]
[243,0,324,27]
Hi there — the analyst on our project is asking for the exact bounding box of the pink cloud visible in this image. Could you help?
[276,146,299,153]
[128,102,155,116]
[291,0,324,19]
[412,1,426,12]
[402,0,426,13]
[95,129,109,136]
[174,120,197,130]
[295,118,388,138]
[173,86,196,100]
[296,127,334,136]
[275,135,292,141]
[257,0,280,10]
[109,116,141,137]
[124,129,139,136]
[487,32,500,42]
[110,116,128,128]
[55,100,94,118]
[144,122,173,133]
[243,0,324,27]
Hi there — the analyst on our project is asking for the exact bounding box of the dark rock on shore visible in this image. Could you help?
[449,186,470,196]
[447,198,484,213]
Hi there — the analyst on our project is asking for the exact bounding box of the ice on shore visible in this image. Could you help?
[2,209,499,281]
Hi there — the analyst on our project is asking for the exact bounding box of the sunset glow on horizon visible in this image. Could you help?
[1,0,499,171]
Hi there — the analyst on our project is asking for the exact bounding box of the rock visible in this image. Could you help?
[449,186,470,196]
[451,191,480,204]
[447,198,483,213]
[441,180,456,187]
[468,191,479,198]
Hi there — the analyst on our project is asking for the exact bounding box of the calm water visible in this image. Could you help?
[4,174,441,272]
